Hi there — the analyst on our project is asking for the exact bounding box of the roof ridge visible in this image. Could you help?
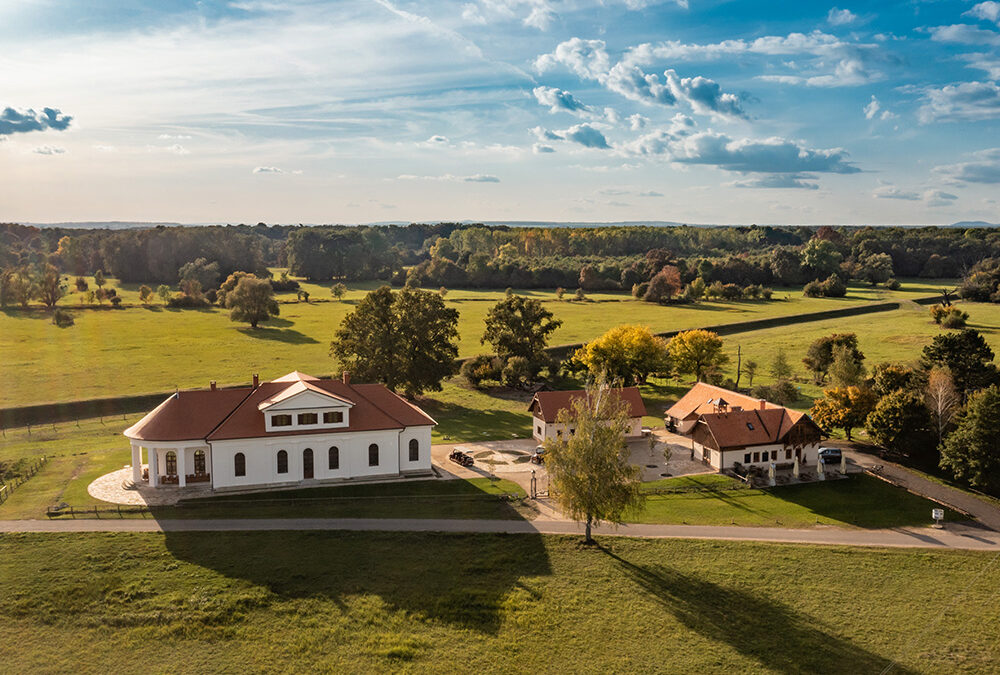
[205,386,258,441]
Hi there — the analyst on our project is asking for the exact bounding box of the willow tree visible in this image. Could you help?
[543,380,643,544]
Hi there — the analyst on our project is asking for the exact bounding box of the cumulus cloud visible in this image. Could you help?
[628,30,884,88]
[532,86,590,113]
[426,134,450,143]
[964,2,1000,25]
[935,148,1000,184]
[827,8,857,26]
[0,107,72,136]
[253,166,285,173]
[532,143,556,153]
[627,113,648,130]
[873,185,959,206]
[964,55,1000,79]
[523,6,555,30]
[464,174,501,182]
[158,133,192,140]
[929,24,1000,47]
[32,145,66,155]
[531,126,564,141]
[863,95,896,120]
[461,2,487,24]
[638,190,664,197]
[559,123,610,149]
[918,81,1000,123]
[536,38,745,117]
[670,133,860,173]
[731,174,820,189]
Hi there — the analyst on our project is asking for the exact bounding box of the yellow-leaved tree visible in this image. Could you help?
[666,329,729,382]
[573,324,669,385]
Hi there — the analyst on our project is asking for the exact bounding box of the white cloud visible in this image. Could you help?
[965,2,1000,25]
[32,145,66,155]
[534,37,610,78]
[158,133,192,139]
[873,185,959,206]
[918,81,1000,123]
[929,24,1000,47]
[731,174,820,189]
[627,113,648,130]
[935,148,1000,184]
[532,85,590,113]
[461,3,487,24]
[523,6,555,30]
[253,166,285,173]
[397,173,500,182]
[0,106,72,136]
[827,8,857,26]
[532,143,556,153]
[863,95,881,119]
[964,55,1000,79]
[148,144,191,155]
[558,123,610,148]
[426,134,449,143]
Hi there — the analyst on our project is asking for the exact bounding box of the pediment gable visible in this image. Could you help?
[258,383,354,412]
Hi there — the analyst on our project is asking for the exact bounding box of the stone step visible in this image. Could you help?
[121,478,138,491]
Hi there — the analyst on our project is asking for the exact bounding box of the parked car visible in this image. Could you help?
[818,447,843,465]
[448,450,474,467]
[529,446,546,465]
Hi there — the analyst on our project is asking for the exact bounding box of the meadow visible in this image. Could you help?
[2,531,997,673]
[0,275,955,408]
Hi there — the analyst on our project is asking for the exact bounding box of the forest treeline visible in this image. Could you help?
[4,221,1000,292]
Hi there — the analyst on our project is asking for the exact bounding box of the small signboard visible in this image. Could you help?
[932,508,944,528]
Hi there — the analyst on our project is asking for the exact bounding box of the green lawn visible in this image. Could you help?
[1,531,997,673]
[630,474,963,529]
[0,276,954,408]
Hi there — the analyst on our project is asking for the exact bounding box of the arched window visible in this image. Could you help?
[328,446,339,470]
[408,438,419,462]
[277,449,288,474]
[194,449,206,475]
[368,443,379,467]
[234,452,246,477]
[165,451,177,476]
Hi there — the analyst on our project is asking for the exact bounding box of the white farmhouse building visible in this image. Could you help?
[123,371,435,492]
[665,382,824,472]
[528,387,647,442]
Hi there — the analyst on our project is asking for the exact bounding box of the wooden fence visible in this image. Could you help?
[0,456,46,504]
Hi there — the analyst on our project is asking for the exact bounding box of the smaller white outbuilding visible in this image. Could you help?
[528,387,647,442]
[123,371,436,492]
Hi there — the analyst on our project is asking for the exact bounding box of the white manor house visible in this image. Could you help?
[124,371,436,491]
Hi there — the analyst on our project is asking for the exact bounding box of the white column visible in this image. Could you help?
[149,447,159,487]
[177,447,187,487]
[131,443,141,483]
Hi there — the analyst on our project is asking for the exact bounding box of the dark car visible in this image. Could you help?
[529,446,546,465]
[448,450,475,467]
[818,447,843,465]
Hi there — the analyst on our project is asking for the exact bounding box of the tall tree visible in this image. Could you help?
[828,344,867,387]
[939,385,1000,495]
[869,362,925,398]
[769,347,793,381]
[803,334,864,384]
[810,386,877,440]
[926,368,960,443]
[481,295,562,376]
[573,324,669,385]
[543,381,643,544]
[865,390,935,465]
[35,264,65,308]
[331,286,459,397]
[921,329,999,396]
[666,329,728,382]
[225,276,279,328]
[644,265,682,303]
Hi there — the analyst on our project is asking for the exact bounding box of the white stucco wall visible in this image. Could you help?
[532,415,643,442]
[210,426,432,490]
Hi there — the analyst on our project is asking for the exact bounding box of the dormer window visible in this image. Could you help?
[746,422,754,430]
[297,412,318,425]
[272,414,292,427]
[323,411,343,424]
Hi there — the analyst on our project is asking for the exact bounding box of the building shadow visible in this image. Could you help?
[162,530,551,635]
[598,545,911,674]
[420,398,531,441]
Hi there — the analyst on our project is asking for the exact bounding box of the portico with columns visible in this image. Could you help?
[129,441,212,487]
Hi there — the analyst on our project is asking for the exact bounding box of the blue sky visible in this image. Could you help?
[1,0,999,225]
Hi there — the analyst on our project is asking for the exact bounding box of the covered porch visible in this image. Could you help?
[129,441,212,488]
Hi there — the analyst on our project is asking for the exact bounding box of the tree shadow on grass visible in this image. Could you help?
[236,326,319,344]
[163,530,551,635]
[599,545,911,674]
[420,398,532,441]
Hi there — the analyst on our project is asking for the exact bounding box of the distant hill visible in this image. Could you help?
[947,221,1000,229]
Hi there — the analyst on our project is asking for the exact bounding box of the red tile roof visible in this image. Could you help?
[528,387,647,423]
[124,373,435,443]
[665,382,778,421]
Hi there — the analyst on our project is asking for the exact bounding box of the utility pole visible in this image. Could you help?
[735,344,742,389]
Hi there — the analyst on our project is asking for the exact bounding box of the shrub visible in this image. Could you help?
[110,296,123,307]
[803,279,823,297]
[52,308,74,327]
[205,289,219,304]
[501,356,532,388]
[885,278,900,290]
[632,282,649,299]
[751,380,799,406]
[460,354,502,388]
[74,277,88,292]
[555,287,565,301]
[574,288,586,302]
[820,273,847,297]
[167,294,210,308]
[941,308,969,329]
[270,271,300,292]
[930,305,949,324]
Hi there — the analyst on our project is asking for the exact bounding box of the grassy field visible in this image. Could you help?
[631,474,962,528]
[1,531,997,673]
[0,276,954,408]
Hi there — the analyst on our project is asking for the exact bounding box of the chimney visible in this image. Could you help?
[759,399,766,410]
[252,374,259,389]
[342,371,350,385]
[210,381,217,391]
